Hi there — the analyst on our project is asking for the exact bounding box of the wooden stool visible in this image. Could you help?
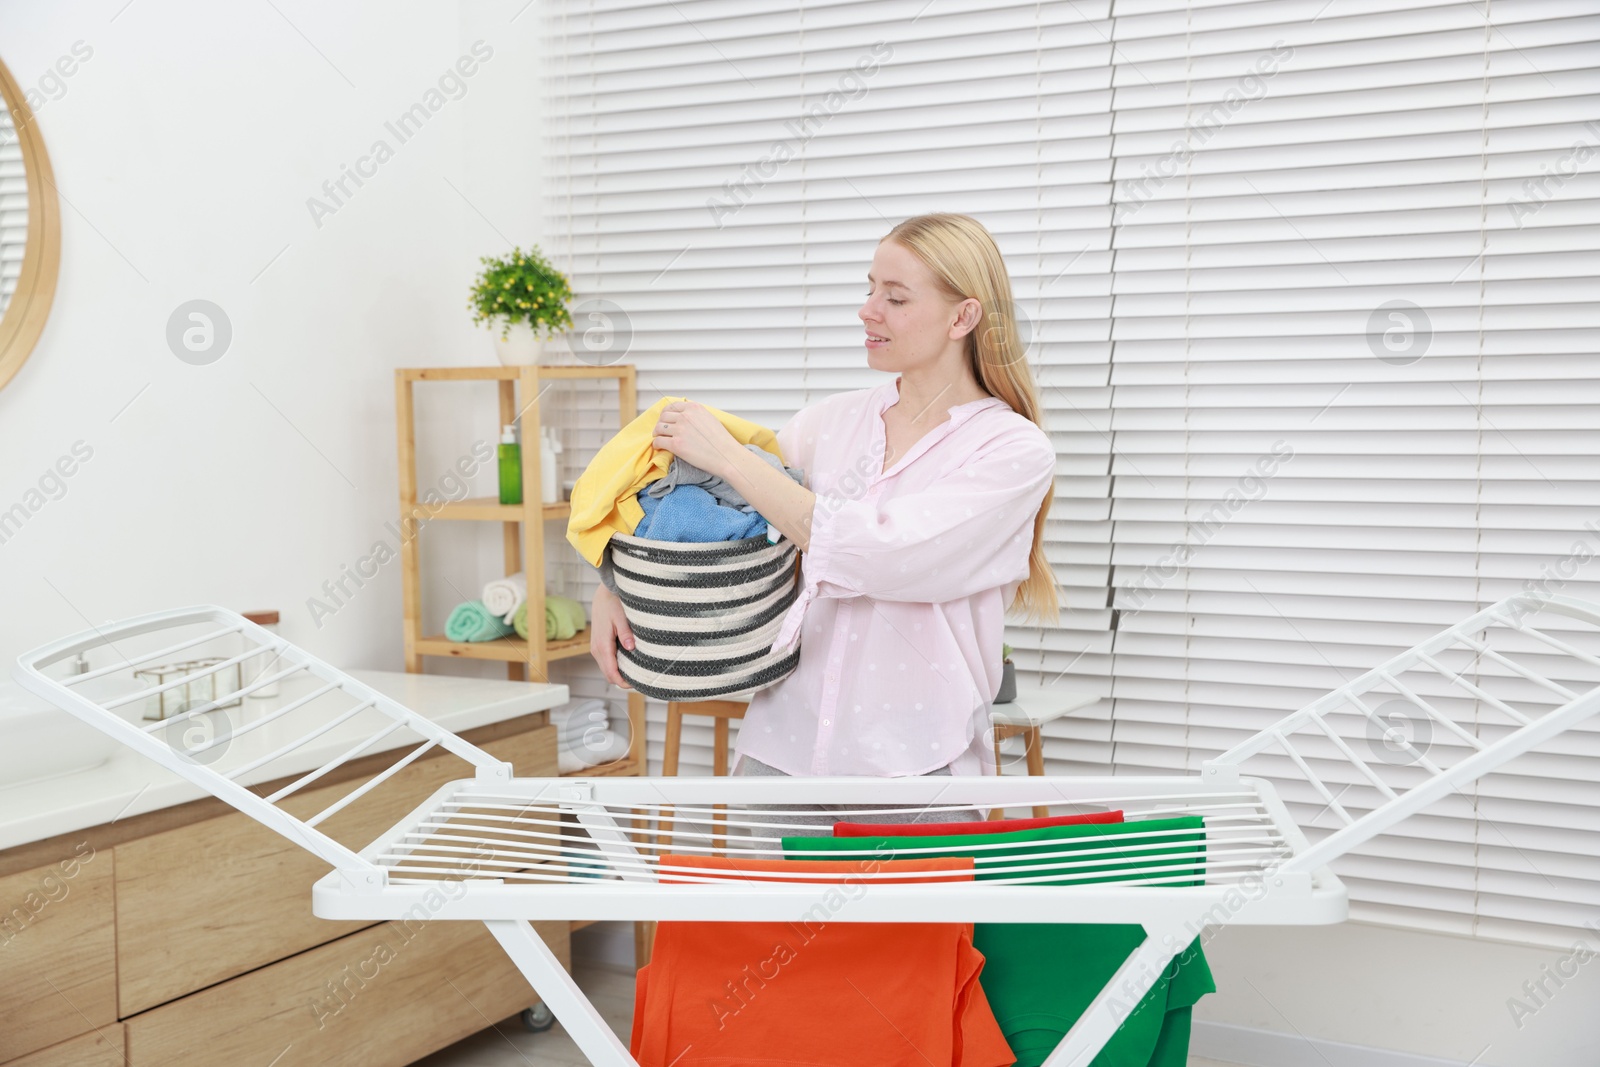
[661,697,750,777]
[989,684,1101,819]
[657,698,751,859]
[640,697,751,968]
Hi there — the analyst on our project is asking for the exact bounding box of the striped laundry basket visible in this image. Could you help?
[609,529,802,701]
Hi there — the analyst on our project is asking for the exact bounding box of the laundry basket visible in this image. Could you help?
[608,529,801,701]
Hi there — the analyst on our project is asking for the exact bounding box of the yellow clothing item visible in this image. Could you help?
[565,396,784,566]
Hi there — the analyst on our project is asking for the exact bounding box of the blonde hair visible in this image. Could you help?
[882,212,1061,627]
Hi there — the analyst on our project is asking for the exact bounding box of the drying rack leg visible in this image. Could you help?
[1039,918,1195,1067]
[483,919,639,1067]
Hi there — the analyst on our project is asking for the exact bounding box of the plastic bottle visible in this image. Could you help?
[541,427,563,504]
[498,424,522,505]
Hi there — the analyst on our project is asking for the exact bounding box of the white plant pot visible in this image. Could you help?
[492,321,542,366]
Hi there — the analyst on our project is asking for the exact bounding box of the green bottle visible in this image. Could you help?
[498,424,522,505]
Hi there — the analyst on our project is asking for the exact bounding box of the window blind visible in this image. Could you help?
[1104,0,1600,947]
[0,105,25,318]
[541,0,1600,947]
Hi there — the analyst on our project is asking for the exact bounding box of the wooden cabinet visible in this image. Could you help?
[124,917,567,1066]
[0,849,117,1060]
[4,1028,125,1067]
[1,715,569,1067]
[114,724,556,1016]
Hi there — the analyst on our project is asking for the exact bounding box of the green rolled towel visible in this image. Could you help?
[445,600,516,642]
[512,595,588,641]
[549,595,587,639]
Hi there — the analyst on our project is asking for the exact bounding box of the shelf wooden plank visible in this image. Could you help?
[571,754,644,778]
[415,628,592,663]
[398,365,634,382]
[429,497,571,522]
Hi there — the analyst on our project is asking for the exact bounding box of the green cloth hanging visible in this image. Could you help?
[781,817,1216,1067]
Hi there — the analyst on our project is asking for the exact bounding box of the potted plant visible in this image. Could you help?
[996,642,1017,704]
[468,245,574,366]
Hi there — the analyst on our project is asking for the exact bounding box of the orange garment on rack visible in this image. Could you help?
[630,854,1016,1067]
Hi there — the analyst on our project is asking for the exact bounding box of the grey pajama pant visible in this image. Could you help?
[727,752,985,839]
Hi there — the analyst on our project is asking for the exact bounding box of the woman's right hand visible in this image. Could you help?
[590,584,635,690]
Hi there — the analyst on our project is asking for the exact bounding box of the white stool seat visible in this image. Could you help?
[989,684,1100,727]
[986,684,1100,819]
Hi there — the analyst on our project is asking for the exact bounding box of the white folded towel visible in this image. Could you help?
[482,571,527,623]
[558,730,630,772]
[550,698,608,746]
[550,699,631,770]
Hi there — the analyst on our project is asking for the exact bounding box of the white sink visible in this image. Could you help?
[0,678,122,789]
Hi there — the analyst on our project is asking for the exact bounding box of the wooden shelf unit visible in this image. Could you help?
[394,364,646,778]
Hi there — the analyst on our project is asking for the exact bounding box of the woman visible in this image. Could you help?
[590,213,1059,829]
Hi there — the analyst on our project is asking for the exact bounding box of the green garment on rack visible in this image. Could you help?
[444,600,516,642]
[781,817,1216,1067]
[512,595,587,641]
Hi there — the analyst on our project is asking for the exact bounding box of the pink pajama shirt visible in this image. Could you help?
[733,374,1057,777]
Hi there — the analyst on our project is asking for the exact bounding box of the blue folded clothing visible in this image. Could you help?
[632,484,769,542]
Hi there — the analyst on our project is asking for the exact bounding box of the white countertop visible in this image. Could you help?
[0,669,568,853]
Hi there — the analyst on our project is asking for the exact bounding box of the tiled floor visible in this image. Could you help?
[411,961,1237,1066]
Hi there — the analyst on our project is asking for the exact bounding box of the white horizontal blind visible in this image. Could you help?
[1104,0,1600,947]
[541,0,1600,945]
[542,0,1121,775]
[0,106,25,319]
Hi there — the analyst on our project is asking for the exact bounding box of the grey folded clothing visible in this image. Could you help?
[645,444,805,513]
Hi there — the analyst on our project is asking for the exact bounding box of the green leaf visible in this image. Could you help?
[467,243,573,335]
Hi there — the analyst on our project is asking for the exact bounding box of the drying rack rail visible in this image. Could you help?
[15,592,1600,1067]
[307,770,1337,928]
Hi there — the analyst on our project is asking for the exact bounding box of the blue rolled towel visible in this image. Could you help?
[445,599,517,642]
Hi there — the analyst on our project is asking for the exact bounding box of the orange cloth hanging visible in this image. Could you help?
[630,854,1016,1067]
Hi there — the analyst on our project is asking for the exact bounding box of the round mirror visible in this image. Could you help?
[0,55,62,393]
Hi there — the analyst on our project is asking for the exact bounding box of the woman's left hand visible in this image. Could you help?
[651,401,738,476]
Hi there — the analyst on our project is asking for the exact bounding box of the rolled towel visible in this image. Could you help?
[558,730,630,772]
[549,595,587,639]
[549,698,631,769]
[511,595,588,640]
[445,600,516,642]
[551,699,611,751]
[482,571,527,623]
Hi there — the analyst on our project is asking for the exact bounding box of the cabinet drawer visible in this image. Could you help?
[0,849,116,1061]
[2,1025,125,1067]
[126,916,568,1067]
[115,722,557,1015]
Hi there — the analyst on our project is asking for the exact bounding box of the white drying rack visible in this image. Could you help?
[15,593,1600,1067]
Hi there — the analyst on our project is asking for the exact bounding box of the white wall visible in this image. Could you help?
[1196,921,1600,1067]
[0,0,559,683]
